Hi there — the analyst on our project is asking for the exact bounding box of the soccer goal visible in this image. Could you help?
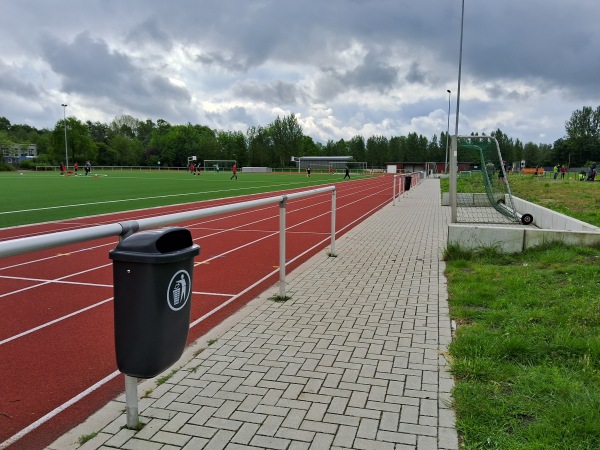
[203,160,236,173]
[454,136,533,225]
[328,161,368,174]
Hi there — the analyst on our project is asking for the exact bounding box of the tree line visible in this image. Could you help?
[1,106,599,171]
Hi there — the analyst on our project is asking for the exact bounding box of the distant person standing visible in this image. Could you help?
[190,163,195,175]
[85,161,91,176]
[73,162,79,173]
[230,163,237,180]
[560,164,567,179]
[306,165,311,177]
[60,162,66,174]
[344,165,350,179]
[553,164,559,179]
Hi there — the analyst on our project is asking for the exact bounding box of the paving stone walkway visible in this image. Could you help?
[50,178,457,450]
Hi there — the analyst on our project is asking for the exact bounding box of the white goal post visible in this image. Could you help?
[203,160,237,172]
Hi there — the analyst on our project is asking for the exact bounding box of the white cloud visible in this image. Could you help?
[0,0,599,143]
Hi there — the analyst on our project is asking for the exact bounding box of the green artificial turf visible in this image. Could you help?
[0,170,358,228]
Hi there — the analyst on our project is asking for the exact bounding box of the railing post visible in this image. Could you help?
[393,175,397,206]
[330,188,336,256]
[279,197,287,297]
[125,375,138,429]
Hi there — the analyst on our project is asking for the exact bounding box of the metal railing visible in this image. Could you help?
[392,171,426,205]
[0,186,337,296]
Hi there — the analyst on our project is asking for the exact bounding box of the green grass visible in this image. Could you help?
[446,243,600,449]
[440,173,600,227]
[0,170,366,228]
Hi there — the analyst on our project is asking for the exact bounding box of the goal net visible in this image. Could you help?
[203,160,236,173]
[455,136,531,225]
[328,161,368,173]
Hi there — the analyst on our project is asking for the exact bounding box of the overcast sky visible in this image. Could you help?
[1,0,599,145]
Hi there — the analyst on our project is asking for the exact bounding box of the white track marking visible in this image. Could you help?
[0,181,327,216]
[0,298,113,346]
[0,370,121,450]
[0,264,111,298]
[0,180,391,449]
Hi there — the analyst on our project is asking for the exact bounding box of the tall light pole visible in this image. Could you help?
[61,104,68,169]
[445,89,451,173]
[450,0,465,223]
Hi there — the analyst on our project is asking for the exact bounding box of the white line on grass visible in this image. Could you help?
[0,181,391,450]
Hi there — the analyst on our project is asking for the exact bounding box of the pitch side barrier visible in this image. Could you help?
[0,185,337,298]
[392,171,426,206]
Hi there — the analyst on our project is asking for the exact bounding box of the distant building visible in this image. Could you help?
[1,143,37,167]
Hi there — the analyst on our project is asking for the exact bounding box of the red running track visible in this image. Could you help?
[0,175,393,449]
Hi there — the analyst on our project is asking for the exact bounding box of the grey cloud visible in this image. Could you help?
[0,61,41,99]
[196,52,250,73]
[232,80,305,106]
[405,62,428,85]
[314,52,399,101]
[39,31,190,115]
[126,18,173,51]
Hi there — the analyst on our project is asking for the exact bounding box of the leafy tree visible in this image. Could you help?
[301,135,320,157]
[217,130,247,165]
[0,117,10,131]
[109,135,143,165]
[87,121,112,144]
[110,114,140,139]
[366,135,389,167]
[50,117,96,165]
[348,135,367,163]
[246,125,272,167]
[269,114,303,166]
[564,106,600,165]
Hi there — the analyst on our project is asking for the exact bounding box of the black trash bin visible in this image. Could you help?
[404,175,412,191]
[109,227,200,378]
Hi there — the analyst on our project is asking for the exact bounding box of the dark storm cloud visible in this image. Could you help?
[0,61,41,99]
[196,52,250,73]
[1,0,599,143]
[460,0,600,96]
[39,32,190,113]
[314,52,399,101]
[126,18,173,51]
[232,80,305,105]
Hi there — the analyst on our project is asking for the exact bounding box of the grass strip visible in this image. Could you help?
[445,243,600,449]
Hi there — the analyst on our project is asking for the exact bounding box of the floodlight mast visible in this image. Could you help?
[450,0,465,223]
[61,104,69,169]
[445,90,451,173]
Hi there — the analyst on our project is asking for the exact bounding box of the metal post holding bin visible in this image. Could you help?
[109,227,200,427]
[404,175,412,192]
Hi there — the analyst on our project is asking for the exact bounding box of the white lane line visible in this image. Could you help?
[0,298,114,346]
[0,264,112,298]
[0,182,391,450]
[0,275,111,288]
[0,180,320,216]
[0,370,121,450]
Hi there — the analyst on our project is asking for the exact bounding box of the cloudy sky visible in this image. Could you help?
[1,0,599,145]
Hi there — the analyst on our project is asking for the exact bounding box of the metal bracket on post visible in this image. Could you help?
[118,221,140,242]
[278,196,287,298]
[125,374,139,429]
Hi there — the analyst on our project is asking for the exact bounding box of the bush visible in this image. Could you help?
[0,161,15,172]
[18,159,36,170]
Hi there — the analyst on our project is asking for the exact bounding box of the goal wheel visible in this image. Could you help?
[520,213,534,225]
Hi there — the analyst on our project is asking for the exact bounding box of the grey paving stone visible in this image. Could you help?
[50,180,459,450]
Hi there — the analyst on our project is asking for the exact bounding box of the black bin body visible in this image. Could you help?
[404,175,412,191]
[109,227,200,378]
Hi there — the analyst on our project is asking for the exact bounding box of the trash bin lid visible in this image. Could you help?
[109,227,200,264]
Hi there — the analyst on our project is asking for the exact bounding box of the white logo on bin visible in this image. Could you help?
[167,270,191,311]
